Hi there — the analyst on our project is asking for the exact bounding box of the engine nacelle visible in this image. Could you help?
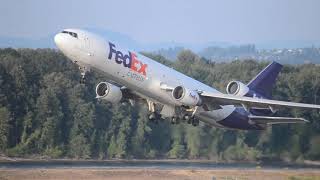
[172,86,202,106]
[226,81,249,96]
[95,82,122,103]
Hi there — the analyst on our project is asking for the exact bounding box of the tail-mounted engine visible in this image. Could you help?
[172,86,202,106]
[226,81,249,96]
[95,82,122,103]
[226,81,277,113]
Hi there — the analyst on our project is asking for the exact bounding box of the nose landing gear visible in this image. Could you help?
[80,72,86,84]
[147,100,163,124]
[79,66,90,84]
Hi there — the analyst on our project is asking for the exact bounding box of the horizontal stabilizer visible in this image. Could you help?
[249,115,309,125]
[200,91,320,110]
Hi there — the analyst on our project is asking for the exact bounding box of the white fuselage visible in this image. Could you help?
[54,29,320,130]
[54,29,234,128]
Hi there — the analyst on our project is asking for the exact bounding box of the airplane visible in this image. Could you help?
[54,29,320,130]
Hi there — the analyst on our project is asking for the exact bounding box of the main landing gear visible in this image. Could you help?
[171,106,200,126]
[171,117,179,124]
[148,112,162,124]
[146,100,200,126]
[148,112,199,126]
[190,117,200,126]
[171,115,199,126]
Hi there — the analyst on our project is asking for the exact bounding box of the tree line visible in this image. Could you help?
[0,48,320,162]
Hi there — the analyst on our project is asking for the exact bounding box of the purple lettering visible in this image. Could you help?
[107,42,147,76]
[115,51,123,64]
[108,42,116,60]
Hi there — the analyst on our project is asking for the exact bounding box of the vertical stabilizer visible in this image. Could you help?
[247,61,283,99]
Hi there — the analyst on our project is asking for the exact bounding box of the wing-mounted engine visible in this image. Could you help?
[226,81,250,96]
[95,82,122,103]
[172,86,202,106]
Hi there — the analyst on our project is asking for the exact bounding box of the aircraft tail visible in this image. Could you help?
[247,61,283,99]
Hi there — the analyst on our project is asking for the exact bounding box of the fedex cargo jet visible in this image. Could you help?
[54,29,320,130]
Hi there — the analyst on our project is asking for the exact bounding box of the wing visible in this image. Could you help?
[200,91,320,110]
[249,115,308,125]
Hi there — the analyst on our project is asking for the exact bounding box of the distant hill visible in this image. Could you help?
[0,28,319,64]
[198,44,256,61]
[0,36,55,49]
[155,45,320,64]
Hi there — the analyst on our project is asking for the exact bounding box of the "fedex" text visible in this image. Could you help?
[108,42,147,76]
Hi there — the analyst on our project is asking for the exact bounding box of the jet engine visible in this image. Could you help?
[226,81,249,96]
[95,82,122,103]
[172,86,202,106]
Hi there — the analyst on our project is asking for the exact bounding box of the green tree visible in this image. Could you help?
[307,136,320,159]
[69,103,95,158]
[185,126,201,158]
[107,104,132,158]
[131,108,152,158]
[0,107,10,151]
[168,125,186,158]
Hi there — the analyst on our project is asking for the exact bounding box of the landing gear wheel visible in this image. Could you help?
[80,76,86,84]
[183,115,190,121]
[148,113,156,121]
[191,118,199,126]
[148,112,161,124]
[171,117,180,124]
[171,117,176,124]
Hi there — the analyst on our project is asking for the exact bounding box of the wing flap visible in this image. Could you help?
[249,115,309,125]
[201,91,320,109]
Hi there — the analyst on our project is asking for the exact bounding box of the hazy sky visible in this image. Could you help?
[1,0,319,44]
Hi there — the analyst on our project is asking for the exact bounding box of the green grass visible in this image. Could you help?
[289,176,320,180]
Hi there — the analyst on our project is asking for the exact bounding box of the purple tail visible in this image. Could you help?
[247,61,283,99]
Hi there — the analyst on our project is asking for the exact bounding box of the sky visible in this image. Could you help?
[1,0,320,44]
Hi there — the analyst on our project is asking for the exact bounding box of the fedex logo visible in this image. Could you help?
[108,42,147,76]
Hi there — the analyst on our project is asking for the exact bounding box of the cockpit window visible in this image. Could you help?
[61,31,78,38]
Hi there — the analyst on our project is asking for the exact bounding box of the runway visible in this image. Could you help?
[1,160,320,180]
[1,159,320,169]
[1,168,320,180]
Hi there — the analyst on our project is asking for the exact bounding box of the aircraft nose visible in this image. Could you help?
[54,33,64,49]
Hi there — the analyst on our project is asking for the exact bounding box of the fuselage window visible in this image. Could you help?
[70,32,78,38]
[61,31,78,38]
